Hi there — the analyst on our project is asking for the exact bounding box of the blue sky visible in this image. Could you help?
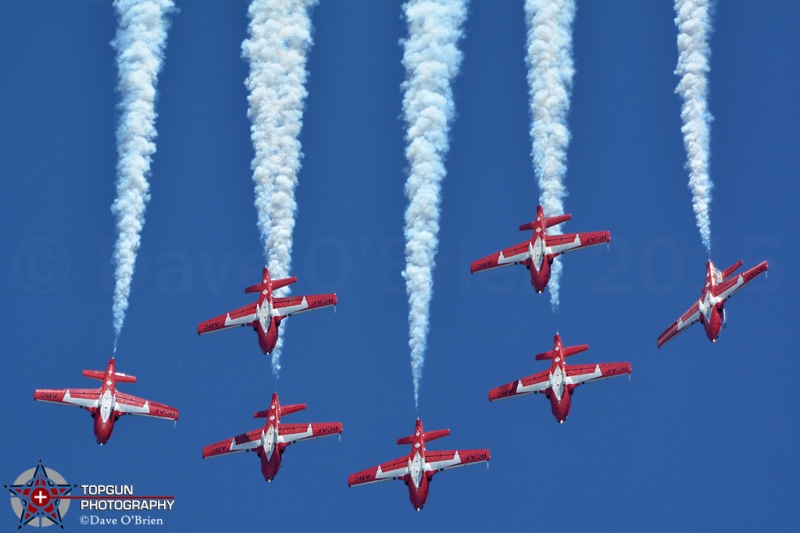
[1,1,798,531]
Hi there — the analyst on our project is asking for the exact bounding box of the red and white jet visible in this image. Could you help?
[33,358,178,445]
[657,259,768,347]
[489,333,631,423]
[202,393,342,482]
[197,267,337,355]
[470,205,610,293]
[348,419,490,511]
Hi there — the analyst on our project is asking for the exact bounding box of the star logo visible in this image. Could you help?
[5,461,76,529]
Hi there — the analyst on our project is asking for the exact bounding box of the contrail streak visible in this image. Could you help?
[111,0,175,352]
[401,0,467,410]
[674,0,713,254]
[525,0,575,311]
[242,0,318,376]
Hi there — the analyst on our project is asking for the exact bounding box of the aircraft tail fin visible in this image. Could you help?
[535,344,589,361]
[82,370,136,383]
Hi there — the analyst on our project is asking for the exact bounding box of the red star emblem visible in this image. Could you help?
[5,461,75,529]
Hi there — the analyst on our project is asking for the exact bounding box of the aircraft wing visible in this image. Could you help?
[425,449,490,474]
[546,231,610,256]
[114,392,179,420]
[657,301,701,348]
[565,363,631,386]
[470,240,532,273]
[34,389,99,409]
[273,294,337,318]
[488,369,551,401]
[348,456,410,487]
[714,261,768,302]
[202,428,264,459]
[278,422,342,445]
[198,302,258,335]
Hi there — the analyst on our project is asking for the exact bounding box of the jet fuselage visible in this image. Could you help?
[698,261,727,343]
[405,423,431,510]
[91,361,120,444]
[525,207,552,293]
[256,399,283,481]
[545,336,574,423]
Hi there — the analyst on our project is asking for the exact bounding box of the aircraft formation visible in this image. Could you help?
[32,205,768,509]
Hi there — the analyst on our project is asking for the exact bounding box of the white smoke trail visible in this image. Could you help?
[401,0,467,410]
[674,0,713,254]
[242,0,318,376]
[111,0,175,351]
[525,0,575,311]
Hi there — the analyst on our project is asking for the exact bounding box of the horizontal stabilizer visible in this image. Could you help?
[270,277,297,291]
[253,403,306,418]
[244,284,263,294]
[397,428,449,445]
[519,214,571,232]
[424,429,450,442]
[721,260,743,281]
[535,344,589,361]
[280,403,306,416]
[82,370,105,381]
[545,214,571,228]
[82,370,136,383]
